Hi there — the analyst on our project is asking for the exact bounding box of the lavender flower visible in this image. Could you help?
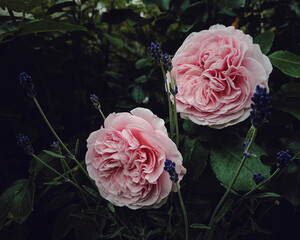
[164,159,178,183]
[16,133,34,155]
[19,72,36,98]
[250,85,272,128]
[253,173,265,185]
[277,150,292,168]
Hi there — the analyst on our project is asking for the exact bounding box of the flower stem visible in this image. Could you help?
[32,97,93,184]
[240,167,280,201]
[176,182,188,240]
[208,127,258,227]
[98,108,106,121]
[32,153,90,207]
[173,98,179,146]
[168,72,179,146]
[161,65,173,135]
[31,154,79,191]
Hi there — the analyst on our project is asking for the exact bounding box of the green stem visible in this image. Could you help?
[168,72,179,146]
[225,167,281,237]
[176,183,188,240]
[240,168,280,200]
[160,65,173,135]
[208,127,258,227]
[38,165,80,200]
[33,154,90,206]
[32,154,79,191]
[98,108,106,121]
[32,97,92,182]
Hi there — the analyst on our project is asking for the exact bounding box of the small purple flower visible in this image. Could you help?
[253,173,265,185]
[19,72,36,98]
[50,141,60,153]
[164,159,178,183]
[250,86,272,128]
[243,152,252,158]
[148,42,172,71]
[90,94,101,110]
[277,150,292,168]
[16,133,34,155]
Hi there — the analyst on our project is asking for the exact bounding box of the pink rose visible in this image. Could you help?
[168,24,272,128]
[85,107,186,209]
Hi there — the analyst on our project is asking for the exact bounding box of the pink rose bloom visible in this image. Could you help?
[168,24,272,128]
[85,107,186,209]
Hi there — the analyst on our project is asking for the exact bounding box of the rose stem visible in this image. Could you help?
[32,97,96,187]
[208,127,258,228]
[160,65,174,138]
[176,182,189,240]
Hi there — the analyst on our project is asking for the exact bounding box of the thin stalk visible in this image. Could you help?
[208,127,258,227]
[32,97,91,181]
[240,168,280,201]
[31,154,79,191]
[98,108,106,121]
[225,167,281,237]
[160,65,173,134]
[168,72,179,146]
[176,183,188,240]
[38,165,80,200]
[32,154,90,206]
[173,96,179,146]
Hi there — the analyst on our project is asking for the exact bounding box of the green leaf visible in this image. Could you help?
[5,179,35,224]
[109,226,125,238]
[107,202,115,213]
[268,51,300,78]
[142,0,171,11]
[135,57,152,70]
[134,75,147,83]
[103,33,124,49]
[34,151,53,174]
[20,20,86,36]
[182,138,196,165]
[0,21,18,38]
[182,119,196,134]
[210,134,270,191]
[218,0,246,16]
[74,138,80,156]
[189,141,208,180]
[252,192,281,199]
[254,31,274,54]
[190,223,211,229]
[0,0,44,12]
[82,185,99,199]
[43,150,66,159]
[43,181,64,185]
[107,82,125,95]
[131,85,146,103]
